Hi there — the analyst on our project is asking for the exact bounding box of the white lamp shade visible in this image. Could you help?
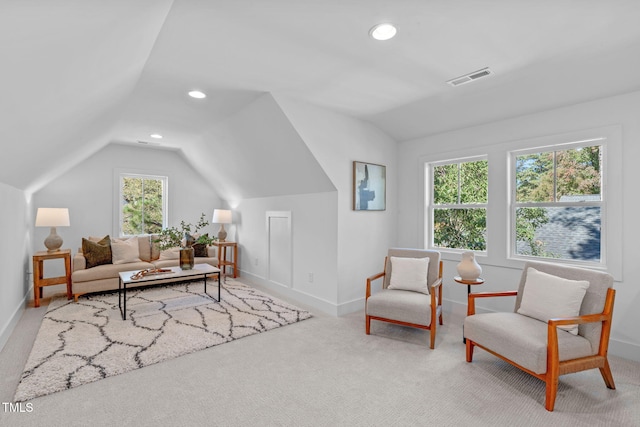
[35,208,70,227]
[212,209,232,224]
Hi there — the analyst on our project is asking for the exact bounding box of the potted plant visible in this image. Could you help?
[154,213,217,269]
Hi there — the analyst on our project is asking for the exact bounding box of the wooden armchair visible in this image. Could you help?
[366,249,443,349]
[464,261,616,411]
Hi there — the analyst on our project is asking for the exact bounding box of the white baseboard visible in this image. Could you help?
[238,270,339,316]
[337,297,364,316]
[0,288,30,352]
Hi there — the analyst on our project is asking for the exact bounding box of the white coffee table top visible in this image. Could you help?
[119,263,220,284]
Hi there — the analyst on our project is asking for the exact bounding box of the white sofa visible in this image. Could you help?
[71,235,218,300]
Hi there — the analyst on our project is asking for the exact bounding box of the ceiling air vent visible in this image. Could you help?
[446,67,493,87]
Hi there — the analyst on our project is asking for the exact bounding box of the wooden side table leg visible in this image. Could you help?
[233,244,238,278]
[65,254,72,300]
[33,259,42,308]
[222,246,227,283]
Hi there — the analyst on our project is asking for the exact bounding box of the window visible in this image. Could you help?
[428,157,488,251]
[511,142,603,263]
[119,174,167,236]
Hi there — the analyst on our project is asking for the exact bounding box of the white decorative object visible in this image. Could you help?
[456,251,482,281]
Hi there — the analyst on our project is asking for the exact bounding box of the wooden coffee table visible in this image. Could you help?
[118,264,221,320]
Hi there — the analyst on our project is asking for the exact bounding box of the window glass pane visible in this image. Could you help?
[460,160,488,203]
[556,146,601,201]
[122,177,143,235]
[515,207,600,261]
[121,176,164,235]
[433,208,486,251]
[433,164,458,204]
[515,152,553,202]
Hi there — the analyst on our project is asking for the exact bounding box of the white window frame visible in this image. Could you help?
[116,172,168,237]
[508,138,608,269]
[426,155,488,254]
[419,125,621,280]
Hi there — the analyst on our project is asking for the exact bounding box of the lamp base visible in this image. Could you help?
[44,227,63,252]
[217,225,227,242]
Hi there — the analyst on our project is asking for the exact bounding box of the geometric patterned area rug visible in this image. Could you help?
[14,279,312,402]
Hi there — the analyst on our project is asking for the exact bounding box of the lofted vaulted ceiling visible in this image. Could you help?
[2,0,640,196]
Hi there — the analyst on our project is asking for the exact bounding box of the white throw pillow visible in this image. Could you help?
[111,237,142,265]
[159,247,180,260]
[388,256,430,294]
[517,267,589,335]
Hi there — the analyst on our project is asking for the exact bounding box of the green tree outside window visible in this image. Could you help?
[121,175,166,235]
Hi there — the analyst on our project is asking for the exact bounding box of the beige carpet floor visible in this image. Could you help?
[1,280,639,426]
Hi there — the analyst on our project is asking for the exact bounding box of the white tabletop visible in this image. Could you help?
[119,263,220,284]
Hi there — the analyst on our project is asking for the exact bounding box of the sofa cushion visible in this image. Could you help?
[159,247,180,260]
[111,236,142,264]
[82,236,112,269]
[72,261,154,283]
[137,235,152,262]
[150,234,161,260]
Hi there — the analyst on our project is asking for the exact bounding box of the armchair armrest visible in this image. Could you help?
[548,313,608,327]
[366,271,385,299]
[430,277,443,306]
[467,290,518,315]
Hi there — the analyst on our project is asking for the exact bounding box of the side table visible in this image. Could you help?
[454,276,484,343]
[32,249,72,308]
[213,241,238,279]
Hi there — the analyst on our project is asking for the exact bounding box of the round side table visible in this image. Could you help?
[455,276,484,343]
[454,276,485,295]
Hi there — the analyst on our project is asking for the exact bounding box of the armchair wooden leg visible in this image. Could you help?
[439,312,443,325]
[599,358,616,389]
[429,328,435,349]
[545,377,559,412]
[465,339,474,362]
[366,315,371,335]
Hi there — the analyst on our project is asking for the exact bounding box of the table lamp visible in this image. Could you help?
[212,209,232,242]
[35,208,70,252]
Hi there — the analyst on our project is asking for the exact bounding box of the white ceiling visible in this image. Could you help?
[2,0,640,193]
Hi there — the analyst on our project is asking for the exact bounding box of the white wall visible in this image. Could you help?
[192,93,335,202]
[32,143,222,278]
[397,90,640,362]
[276,96,398,314]
[232,192,339,314]
[0,182,31,351]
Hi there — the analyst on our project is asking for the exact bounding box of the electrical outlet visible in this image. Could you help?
[308,273,314,283]
[254,258,259,266]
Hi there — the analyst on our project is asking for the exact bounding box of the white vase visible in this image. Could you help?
[457,251,482,281]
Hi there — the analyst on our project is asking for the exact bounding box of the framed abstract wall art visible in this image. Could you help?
[353,161,386,211]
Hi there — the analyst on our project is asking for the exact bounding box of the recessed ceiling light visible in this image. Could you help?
[150,133,163,139]
[188,90,206,99]
[369,23,397,41]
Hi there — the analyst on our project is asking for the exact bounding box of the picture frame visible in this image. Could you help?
[353,161,386,211]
